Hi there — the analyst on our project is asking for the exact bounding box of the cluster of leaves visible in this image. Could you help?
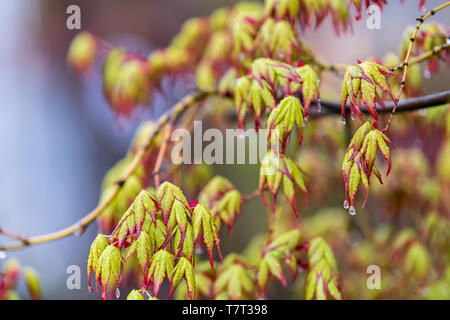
[341,60,396,123]
[259,150,308,216]
[88,183,222,299]
[229,59,320,133]
[198,176,242,234]
[264,0,389,34]
[257,230,302,296]
[305,237,342,300]
[66,0,450,302]
[342,121,391,211]
[0,259,41,300]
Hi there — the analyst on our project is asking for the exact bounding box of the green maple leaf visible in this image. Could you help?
[148,249,174,297]
[170,257,196,299]
[95,245,122,300]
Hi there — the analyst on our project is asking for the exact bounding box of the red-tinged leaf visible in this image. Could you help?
[192,205,222,268]
[148,249,174,297]
[375,131,392,175]
[348,162,361,207]
[157,182,191,225]
[170,257,196,299]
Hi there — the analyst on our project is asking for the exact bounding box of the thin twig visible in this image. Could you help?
[384,2,450,132]
[390,42,450,72]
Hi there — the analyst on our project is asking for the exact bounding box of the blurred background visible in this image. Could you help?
[0,0,449,299]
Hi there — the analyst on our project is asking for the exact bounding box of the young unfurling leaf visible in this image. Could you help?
[214,255,255,300]
[257,230,301,295]
[174,224,195,262]
[257,252,285,294]
[87,234,109,292]
[234,76,252,129]
[305,237,342,300]
[198,176,242,233]
[95,245,123,300]
[216,190,242,232]
[341,61,396,122]
[342,121,392,209]
[248,79,276,129]
[192,204,222,267]
[263,0,299,21]
[292,65,320,117]
[135,231,154,279]
[170,257,196,299]
[148,249,174,297]
[260,151,308,217]
[112,189,158,247]
[255,19,300,63]
[156,181,191,228]
[267,96,305,153]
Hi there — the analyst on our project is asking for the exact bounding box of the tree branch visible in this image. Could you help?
[310,89,450,117]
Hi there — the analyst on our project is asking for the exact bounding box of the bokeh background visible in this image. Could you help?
[0,0,449,299]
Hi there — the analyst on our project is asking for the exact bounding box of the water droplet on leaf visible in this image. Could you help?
[348,206,356,216]
[341,119,346,125]
[115,288,120,299]
[343,200,349,209]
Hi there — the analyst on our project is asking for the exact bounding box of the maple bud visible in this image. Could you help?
[67,32,98,74]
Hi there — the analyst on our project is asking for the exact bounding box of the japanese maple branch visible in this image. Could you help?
[310,89,450,117]
[0,90,211,252]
